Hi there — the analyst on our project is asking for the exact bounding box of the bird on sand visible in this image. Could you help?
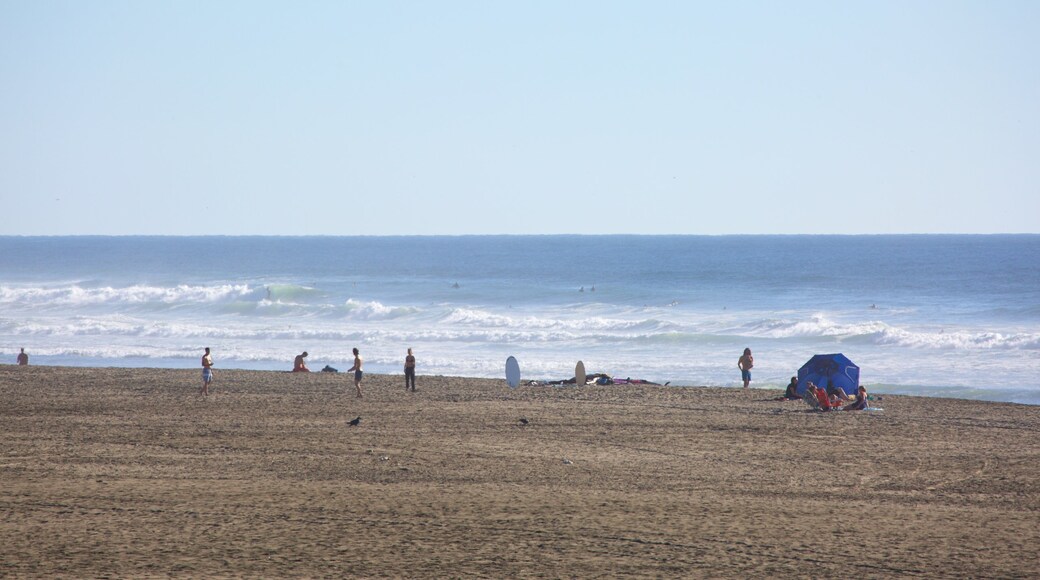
[518,417,529,426]
[348,416,361,427]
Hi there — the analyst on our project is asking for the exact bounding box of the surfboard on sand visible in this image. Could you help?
[575,360,586,386]
[506,356,521,388]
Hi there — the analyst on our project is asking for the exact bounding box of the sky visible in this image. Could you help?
[1,1,1038,236]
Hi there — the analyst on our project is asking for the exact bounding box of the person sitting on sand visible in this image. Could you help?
[827,384,853,402]
[815,383,839,412]
[802,381,820,409]
[16,347,28,366]
[773,376,802,401]
[293,351,310,372]
[783,376,801,400]
[843,386,869,411]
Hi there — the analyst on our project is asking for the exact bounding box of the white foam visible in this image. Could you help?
[341,299,421,320]
[0,283,255,306]
[738,313,1040,351]
[874,326,1040,350]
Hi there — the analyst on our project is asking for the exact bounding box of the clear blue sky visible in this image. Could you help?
[2,1,1037,235]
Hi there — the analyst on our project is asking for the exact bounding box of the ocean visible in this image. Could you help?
[2,235,1038,404]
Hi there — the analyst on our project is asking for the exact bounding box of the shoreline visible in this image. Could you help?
[4,359,1040,407]
[2,365,1038,577]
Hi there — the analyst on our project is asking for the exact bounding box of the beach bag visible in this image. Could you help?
[321,365,338,373]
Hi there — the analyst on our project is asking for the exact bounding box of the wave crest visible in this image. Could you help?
[341,299,420,320]
[0,284,255,306]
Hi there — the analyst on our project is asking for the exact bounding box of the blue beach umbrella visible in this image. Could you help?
[797,353,860,397]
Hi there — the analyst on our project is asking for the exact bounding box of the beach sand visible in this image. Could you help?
[1,365,1038,578]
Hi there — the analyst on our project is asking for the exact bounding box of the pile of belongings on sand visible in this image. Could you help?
[524,373,667,387]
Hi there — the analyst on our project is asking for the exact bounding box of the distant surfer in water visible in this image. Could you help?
[347,347,363,398]
[293,351,310,372]
[737,348,754,389]
[200,347,214,395]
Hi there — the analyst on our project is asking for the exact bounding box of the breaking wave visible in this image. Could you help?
[0,283,257,307]
[741,314,1040,350]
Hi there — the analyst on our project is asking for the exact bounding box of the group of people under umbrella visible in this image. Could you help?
[779,353,873,412]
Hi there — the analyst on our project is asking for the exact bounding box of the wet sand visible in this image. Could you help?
[1,365,1038,578]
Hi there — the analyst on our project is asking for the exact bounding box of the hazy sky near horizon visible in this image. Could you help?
[1,1,1037,235]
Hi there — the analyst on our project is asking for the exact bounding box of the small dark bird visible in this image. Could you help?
[518,417,529,426]
[348,416,361,427]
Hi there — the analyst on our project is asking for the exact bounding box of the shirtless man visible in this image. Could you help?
[200,347,214,395]
[737,347,754,389]
[347,347,363,398]
[293,351,310,372]
[16,347,28,366]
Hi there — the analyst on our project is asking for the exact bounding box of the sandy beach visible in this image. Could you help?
[1,365,1038,578]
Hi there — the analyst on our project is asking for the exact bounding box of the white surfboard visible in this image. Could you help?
[505,356,521,389]
[575,360,586,386]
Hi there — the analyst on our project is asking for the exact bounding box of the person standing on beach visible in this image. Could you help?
[404,348,416,391]
[16,347,28,366]
[200,347,214,395]
[347,347,363,398]
[737,348,754,389]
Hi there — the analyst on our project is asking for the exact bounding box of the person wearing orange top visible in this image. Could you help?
[816,384,836,411]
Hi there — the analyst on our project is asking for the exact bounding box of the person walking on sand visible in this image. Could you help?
[738,347,754,389]
[347,347,363,398]
[404,347,416,391]
[200,347,214,395]
[16,347,28,366]
[293,351,310,372]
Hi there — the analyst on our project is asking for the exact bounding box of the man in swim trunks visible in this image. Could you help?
[16,347,28,366]
[737,348,753,389]
[347,347,363,398]
[200,347,214,395]
[293,351,310,372]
